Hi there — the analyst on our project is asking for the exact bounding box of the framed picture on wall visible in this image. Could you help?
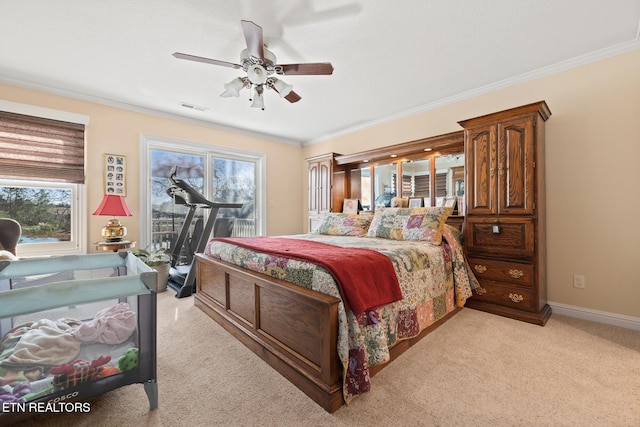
[408,197,423,208]
[104,154,126,196]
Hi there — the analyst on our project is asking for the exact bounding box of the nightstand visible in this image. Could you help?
[95,240,135,252]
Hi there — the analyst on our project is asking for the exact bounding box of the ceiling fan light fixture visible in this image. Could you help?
[270,77,293,98]
[247,64,268,85]
[220,77,246,97]
[251,85,265,110]
[175,20,333,110]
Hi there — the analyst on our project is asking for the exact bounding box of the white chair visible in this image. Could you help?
[0,218,21,256]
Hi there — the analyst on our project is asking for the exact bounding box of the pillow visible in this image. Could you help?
[313,213,372,237]
[366,206,452,245]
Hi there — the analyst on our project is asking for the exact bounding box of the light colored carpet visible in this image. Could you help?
[14,291,640,426]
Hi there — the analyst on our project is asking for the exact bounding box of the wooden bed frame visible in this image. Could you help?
[194,253,461,412]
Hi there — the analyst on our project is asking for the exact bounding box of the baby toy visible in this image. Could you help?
[50,355,111,389]
[117,348,139,372]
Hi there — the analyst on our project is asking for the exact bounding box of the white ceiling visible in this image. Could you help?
[1,1,639,145]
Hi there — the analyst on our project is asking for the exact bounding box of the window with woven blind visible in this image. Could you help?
[414,175,430,198]
[435,172,447,197]
[0,111,85,183]
[402,175,413,197]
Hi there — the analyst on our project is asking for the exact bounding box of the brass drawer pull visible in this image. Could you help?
[475,287,487,295]
[474,264,487,274]
[509,293,524,303]
[509,269,524,279]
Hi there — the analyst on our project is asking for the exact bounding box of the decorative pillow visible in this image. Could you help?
[366,206,452,245]
[313,213,372,237]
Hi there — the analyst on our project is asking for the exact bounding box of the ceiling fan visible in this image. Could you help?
[173,20,334,110]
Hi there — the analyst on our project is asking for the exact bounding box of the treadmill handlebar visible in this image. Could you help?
[167,166,243,209]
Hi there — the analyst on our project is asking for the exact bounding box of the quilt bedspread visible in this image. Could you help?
[203,229,476,403]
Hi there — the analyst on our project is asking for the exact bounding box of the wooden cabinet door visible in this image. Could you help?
[318,158,332,213]
[308,161,319,213]
[308,157,333,215]
[465,124,497,215]
[497,116,535,215]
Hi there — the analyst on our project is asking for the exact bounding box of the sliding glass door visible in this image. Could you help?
[211,158,255,237]
[149,150,205,254]
[140,136,264,257]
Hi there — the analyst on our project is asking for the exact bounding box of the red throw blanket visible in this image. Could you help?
[214,237,402,314]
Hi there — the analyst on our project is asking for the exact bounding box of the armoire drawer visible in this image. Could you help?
[467,257,534,287]
[471,281,535,311]
[465,217,534,258]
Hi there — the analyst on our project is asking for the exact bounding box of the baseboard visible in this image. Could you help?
[548,301,640,331]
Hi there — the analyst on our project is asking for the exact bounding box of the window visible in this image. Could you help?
[139,135,265,257]
[0,179,82,256]
[0,102,88,257]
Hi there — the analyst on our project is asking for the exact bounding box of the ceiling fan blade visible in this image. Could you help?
[284,91,301,103]
[173,52,241,69]
[241,20,264,60]
[279,63,334,75]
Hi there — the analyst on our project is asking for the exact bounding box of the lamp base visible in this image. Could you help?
[101,218,128,242]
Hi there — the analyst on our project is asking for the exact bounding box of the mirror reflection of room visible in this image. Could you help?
[345,167,372,212]
[434,154,464,209]
[342,142,465,214]
[373,163,397,208]
[401,158,430,206]
[359,167,371,211]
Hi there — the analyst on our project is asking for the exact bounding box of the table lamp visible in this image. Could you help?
[92,194,133,242]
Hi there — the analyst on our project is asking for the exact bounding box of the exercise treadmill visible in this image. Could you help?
[165,166,242,298]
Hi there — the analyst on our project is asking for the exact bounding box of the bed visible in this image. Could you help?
[194,207,479,412]
[0,252,158,425]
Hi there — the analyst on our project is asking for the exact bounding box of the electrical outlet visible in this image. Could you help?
[573,275,586,289]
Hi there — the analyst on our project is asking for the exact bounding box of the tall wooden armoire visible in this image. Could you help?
[458,101,552,325]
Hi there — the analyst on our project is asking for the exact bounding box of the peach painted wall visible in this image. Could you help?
[0,83,305,245]
[302,50,640,318]
[2,49,638,318]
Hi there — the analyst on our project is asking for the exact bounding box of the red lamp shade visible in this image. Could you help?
[93,195,132,242]
[92,195,133,217]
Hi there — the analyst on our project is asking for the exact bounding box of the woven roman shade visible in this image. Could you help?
[435,172,447,197]
[414,174,430,198]
[402,175,412,196]
[0,111,85,184]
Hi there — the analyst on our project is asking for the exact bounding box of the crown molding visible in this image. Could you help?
[304,38,640,146]
[0,76,303,147]
[2,35,638,148]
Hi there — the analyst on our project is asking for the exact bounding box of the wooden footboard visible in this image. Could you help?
[194,253,461,412]
[195,253,344,412]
